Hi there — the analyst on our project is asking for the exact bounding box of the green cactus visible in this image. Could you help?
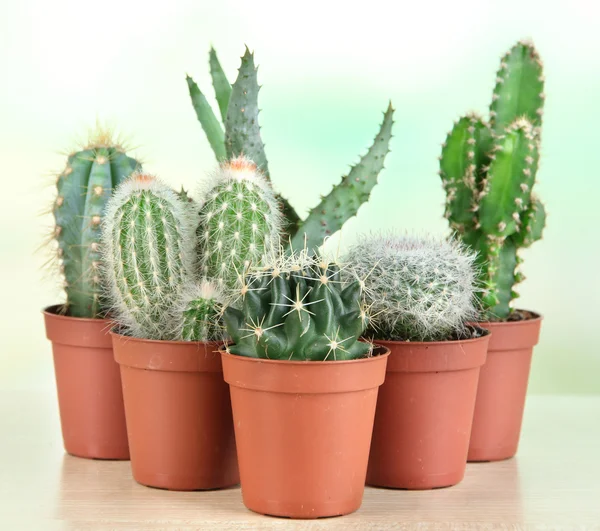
[186,46,394,252]
[101,172,196,339]
[177,280,224,342]
[223,254,372,360]
[343,234,478,342]
[196,156,283,293]
[439,40,546,319]
[52,130,140,318]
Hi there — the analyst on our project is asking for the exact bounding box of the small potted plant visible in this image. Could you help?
[221,253,389,518]
[343,233,489,489]
[438,40,546,461]
[43,129,140,460]
[103,157,280,490]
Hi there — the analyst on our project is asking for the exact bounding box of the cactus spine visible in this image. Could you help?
[439,40,546,319]
[101,173,196,339]
[343,234,478,342]
[187,47,394,252]
[52,130,140,318]
[223,254,372,360]
[196,156,283,292]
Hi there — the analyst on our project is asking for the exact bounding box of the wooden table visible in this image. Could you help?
[1,391,599,530]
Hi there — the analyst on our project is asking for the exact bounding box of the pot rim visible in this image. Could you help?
[476,309,543,327]
[368,327,491,348]
[218,343,389,366]
[43,304,112,324]
[220,345,390,393]
[109,327,226,349]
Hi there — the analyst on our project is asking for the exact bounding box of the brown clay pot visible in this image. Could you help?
[468,312,543,462]
[367,332,489,490]
[111,330,239,491]
[221,346,389,519]
[43,305,129,460]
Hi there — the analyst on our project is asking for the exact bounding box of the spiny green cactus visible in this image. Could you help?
[186,46,394,252]
[223,253,372,360]
[196,155,283,293]
[439,40,546,319]
[52,129,140,318]
[101,172,196,339]
[342,234,478,342]
[176,280,224,342]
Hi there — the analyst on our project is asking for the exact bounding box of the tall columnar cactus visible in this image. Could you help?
[223,254,372,360]
[342,234,478,342]
[52,130,140,318]
[196,155,283,292]
[101,172,196,340]
[439,40,546,319]
[187,46,394,252]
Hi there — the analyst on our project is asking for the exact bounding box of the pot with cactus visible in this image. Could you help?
[439,40,545,462]
[343,234,489,490]
[220,251,389,518]
[42,129,140,460]
[102,160,281,490]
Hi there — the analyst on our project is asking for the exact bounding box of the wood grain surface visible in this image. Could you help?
[1,391,599,530]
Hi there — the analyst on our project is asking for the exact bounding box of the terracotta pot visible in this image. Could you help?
[111,330,239,491]
[221,346,389,519]
[468,312,543,462]
[367,332,489,490]
[43,305,129,460]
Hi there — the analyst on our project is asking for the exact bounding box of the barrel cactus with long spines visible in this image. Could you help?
[223,254,372,360]
[52,130,140,317]
[342,234,479,342]
[101,172,196,340]
[187,47,394,252]
[196,155,283,292]
[439,40,546,320]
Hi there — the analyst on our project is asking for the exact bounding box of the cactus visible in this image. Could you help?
[176,280,224,342]
[52,129,140,318]
[196,155,283,293]
[439,40,546,319]
[223,254,372,360]
[342,234,478,342]
[101,172,196,340]
[186,46,394,252]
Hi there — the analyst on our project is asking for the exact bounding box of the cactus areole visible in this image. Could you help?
[439,40,546,320]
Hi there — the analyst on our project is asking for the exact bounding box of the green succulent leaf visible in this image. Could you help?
[186,75,226,160]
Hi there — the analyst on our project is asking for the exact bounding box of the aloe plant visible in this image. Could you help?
[439,40,547,319]
[186,47,394,253]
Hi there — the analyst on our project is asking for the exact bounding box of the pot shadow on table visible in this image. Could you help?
[54,454,526,526]
[55,454,247,528]
[364,458,525,525]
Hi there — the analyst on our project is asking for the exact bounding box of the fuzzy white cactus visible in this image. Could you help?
[342,233,479,342]
[101,172,197,340]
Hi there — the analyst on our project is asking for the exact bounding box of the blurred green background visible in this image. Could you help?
[0,0,597,393]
